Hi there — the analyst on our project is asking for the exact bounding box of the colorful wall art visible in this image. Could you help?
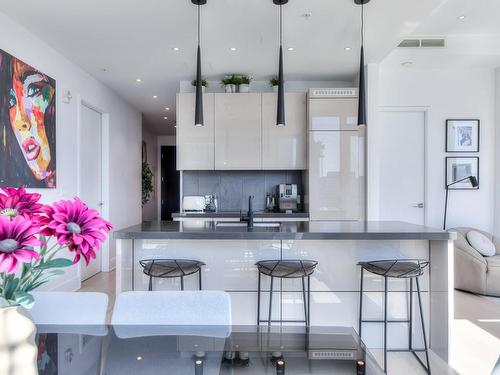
[0,49,56,188]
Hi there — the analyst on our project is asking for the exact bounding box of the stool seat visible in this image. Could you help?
[140,259,205,278]
[358,259,429,279]
[256,260,318,278]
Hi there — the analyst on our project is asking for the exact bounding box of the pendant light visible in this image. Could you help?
[355,0,370,127]
[192,0,206,127]
[274,0,287,127]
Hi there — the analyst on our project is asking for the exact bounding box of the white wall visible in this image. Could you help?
[495,67,500,236]
[142,126,158,221]
[371,63,495,231]
[0,12,142,291]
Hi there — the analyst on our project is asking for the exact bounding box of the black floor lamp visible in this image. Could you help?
[443,175,478,230]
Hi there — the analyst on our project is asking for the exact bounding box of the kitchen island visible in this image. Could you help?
[114,220,454,361]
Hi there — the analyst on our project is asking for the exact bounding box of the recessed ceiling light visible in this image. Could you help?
[344,46,352,51]
[136,78,142,83]
[153,95,158,99]
[287,47,294,51]
[229,47,237,51]
[164,116,168,120]
[137,357,142,361]
[458,15,466,20]
[401,61,413,67]
[165,107,170,111]
[172,47,180,51]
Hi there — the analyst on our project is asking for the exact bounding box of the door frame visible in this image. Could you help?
[375,106,429,225]
[76,96,111,276]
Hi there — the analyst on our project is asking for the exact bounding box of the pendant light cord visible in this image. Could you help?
[361,2,364,47]
[280,4,283,47]
[197,4,201,47]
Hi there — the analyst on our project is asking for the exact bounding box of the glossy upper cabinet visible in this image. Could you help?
[262,93,307,170]
[215,93,262,170]
[308,130,364,220]
[309,98,358,131]
[177,93,215,170]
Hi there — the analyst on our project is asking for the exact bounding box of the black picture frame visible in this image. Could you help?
[445,119,480,153]
[445,157,479,190]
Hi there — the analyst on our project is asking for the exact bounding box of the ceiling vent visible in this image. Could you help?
[398,38,446,48]
[308,88,358,98]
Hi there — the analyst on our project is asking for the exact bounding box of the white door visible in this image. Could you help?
[378,110,425,225]
[80,105,103,281]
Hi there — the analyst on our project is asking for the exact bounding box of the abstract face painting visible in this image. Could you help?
[0,49,56,188]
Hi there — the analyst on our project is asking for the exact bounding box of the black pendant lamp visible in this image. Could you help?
[355,0,369,127]
[192,0,206,127]
[274,0,287,127]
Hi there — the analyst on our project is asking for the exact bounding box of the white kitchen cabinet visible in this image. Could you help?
[262,93,307,170]
[176,93,215,170]
[309,98,358,131]
[308,130,364,220]
[215,93,262,170]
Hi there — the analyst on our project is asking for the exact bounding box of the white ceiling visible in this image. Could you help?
[1,0,499,135]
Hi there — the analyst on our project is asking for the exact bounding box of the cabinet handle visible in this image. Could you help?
[412,203,424,208]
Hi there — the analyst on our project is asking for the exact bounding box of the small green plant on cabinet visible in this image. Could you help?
[220,76,233,86]
[191,79,208,87]
[269,76,279,87]
[240,75,252,85]
[142,162,154,206]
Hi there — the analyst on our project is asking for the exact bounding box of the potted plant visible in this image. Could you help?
[0,187,112,317]
[239,75,252,93]
[221,76,234,93]
[269,76,279,92]
[191,79,208,92]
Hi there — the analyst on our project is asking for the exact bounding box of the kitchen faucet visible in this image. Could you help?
[247,196,254,229]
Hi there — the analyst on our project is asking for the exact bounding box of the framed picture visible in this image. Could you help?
[446,157,479,190]
[446,119,479,152]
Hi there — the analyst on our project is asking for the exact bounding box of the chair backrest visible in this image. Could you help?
[30,292,109,326]
[111,291,231,326]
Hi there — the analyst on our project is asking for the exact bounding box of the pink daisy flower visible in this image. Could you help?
[0,215,41,274]
[42,198,112,265]
[0,187,44,220]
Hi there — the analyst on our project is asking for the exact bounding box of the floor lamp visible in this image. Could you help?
[443,175,478,230]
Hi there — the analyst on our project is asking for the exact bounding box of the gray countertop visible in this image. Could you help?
[172,211,309,219]
[114,221,455,241]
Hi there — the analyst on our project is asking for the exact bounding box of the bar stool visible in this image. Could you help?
[139,259,205,291]
[256,260,318,326]
[358,259,431,374]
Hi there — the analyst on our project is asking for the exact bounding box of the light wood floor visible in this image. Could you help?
[78,272,500,374]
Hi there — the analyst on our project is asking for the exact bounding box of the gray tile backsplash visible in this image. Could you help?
[183,171,303,211]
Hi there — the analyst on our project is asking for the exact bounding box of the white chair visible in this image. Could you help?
[107,291,232,375]
[30,292,109,335]
[111,291,231,338]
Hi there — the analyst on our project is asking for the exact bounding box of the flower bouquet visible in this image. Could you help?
[0,187,112,308]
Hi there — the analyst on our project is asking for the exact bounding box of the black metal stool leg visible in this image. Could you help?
[301,277,307,325]
[268,276,274,326]
[416,277,431,374]
[148,276,153,291]
[307,275,311,327]
[384,276,388,374]
[409,278,413,351]
[359,267,364,338]
[198,269,203,290]
[181,276,185,291]
[257,271,261,325]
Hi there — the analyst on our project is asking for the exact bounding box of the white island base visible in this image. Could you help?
[116,236,452,362]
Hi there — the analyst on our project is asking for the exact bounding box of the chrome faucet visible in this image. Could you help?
[247,196,254,229]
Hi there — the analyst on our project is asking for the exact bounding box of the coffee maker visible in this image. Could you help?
[277,184,298,212]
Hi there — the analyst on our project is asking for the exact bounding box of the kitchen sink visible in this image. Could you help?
[216,222,281,228]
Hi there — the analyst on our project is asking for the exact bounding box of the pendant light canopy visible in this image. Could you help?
[355,0,370,127]
[192,0,206,127]
[273,0,287,127]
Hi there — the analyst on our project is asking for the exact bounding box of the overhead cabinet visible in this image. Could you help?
[214,93,262,170]
[176,92,307,171]
[176,93,215,170]
[262,93,307,170]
